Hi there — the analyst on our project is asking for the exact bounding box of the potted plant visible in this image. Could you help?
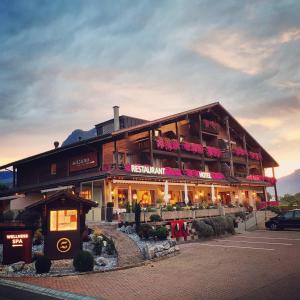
[106,202,114,222]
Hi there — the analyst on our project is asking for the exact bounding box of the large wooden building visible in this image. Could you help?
[0,103,278,221]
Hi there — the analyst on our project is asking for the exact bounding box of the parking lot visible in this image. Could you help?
[8,229,300,300]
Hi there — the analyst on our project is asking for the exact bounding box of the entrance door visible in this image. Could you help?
[80,180,103,222]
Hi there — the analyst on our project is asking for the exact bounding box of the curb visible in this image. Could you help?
[0,278,101,300]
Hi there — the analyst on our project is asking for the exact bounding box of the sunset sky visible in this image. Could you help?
[0,1,300,178]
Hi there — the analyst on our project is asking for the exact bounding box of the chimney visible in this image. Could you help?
[54,141,59,149]
[113,105,120,131]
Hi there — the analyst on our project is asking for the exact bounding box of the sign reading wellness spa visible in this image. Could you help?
[124,164,224,180]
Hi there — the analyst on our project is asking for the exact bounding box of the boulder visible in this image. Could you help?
[119,225,126,232]
[125,225,134,234]
[95,257,109,267]
[10,261,25,272]
[162,241,170,250]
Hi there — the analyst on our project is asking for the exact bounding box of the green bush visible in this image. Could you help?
[225,215,235,234]
[150,214,161,222]
[146,207,156,212]
[176,205,183,211]
[166,204,173,211]
[137,223,155,240]
[73,250,94,272]
[17,209,40,228]
[267,206,281,214]
[35,255,51,274]
[192,220,214,238]
[154,226,168,240]
[33,228,43,245]
[106,238,116,255]
[3,210,14,222]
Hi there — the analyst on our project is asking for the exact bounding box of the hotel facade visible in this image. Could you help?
[0,103,279,221]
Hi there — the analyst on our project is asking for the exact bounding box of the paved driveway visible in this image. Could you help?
[10,230,300,300]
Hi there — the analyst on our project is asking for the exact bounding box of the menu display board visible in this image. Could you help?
[50,210,78,231]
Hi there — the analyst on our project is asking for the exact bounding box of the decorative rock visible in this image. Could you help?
[162,241,171,250]
[10,261,26,272]
[95,257,109,267]
[119,225,126,232]
[125,225,134,234]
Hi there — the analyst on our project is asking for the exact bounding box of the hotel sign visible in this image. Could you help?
[3,230,32,264]
[125,164,223,180]
[69,152,98,172]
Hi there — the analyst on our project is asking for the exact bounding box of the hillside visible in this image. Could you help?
[277,169,300,196]
[61,128,96,146]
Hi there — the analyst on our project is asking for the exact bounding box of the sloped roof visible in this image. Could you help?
[0,101,278,169]
[26,190,98,210]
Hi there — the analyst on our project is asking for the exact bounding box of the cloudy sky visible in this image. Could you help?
[0,0,299,178]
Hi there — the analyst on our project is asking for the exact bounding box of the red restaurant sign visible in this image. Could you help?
[124,164,225,180]
[69,152,98,172]
[3,230,32,264]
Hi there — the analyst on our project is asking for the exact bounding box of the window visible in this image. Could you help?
[50,210,77,231]
[294,211,300,219]
[283,211,294,219]
[50,163,57,175]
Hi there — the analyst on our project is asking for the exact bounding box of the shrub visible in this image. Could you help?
[93,234,103,256]
[73,250,94,272]
[146,207,156,212]
[176,205,183,211]
[82,226,91,242]
[135,202,141,231]
[192,220,214,238]
[166,204,173,211]
[106,238,116,255]
[150,214,161,222]
[35,255,51,274]
[33,228,43,245]
[138,223,155,240]
[267,206,281,214]
[225,215,235,234]
[212,216,227,235]
[3,210,14,222]
[17,209,40,228]
[154,226,168,240]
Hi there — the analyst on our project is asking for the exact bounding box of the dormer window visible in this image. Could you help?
[51,163,57,175]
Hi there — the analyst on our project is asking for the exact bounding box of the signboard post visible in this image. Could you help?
[2,230,32,265]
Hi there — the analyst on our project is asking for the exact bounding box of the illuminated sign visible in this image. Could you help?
[6,233,29,248]
[3,230,32,264]
[69,152,98,172]
[57,238,72,253]
[125,164,224,180]
[50,210,78,232]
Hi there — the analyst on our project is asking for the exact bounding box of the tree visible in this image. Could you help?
[280,193,300,207]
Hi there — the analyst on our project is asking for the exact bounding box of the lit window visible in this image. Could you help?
[154,130,160,137]
[51,163,57,175]
[50,210,77,231]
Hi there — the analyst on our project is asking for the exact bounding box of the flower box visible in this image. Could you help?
[202,119,220,133]
[232,147,248,157]
[205,146,222,158]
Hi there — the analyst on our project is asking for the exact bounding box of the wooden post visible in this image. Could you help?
[175,121,182,169]
[114,140,118,167]
[12,166,16,189]
[272,167,278,202]
[225,117,234,176]
[198,114,205,171]
[149,130,154,165]
[128,185,132,206]
[243,134,249,175]
[259,149,264,176]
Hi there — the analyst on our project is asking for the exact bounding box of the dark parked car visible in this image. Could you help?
[265,209,300,230]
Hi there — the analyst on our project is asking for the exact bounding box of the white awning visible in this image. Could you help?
[41,185,74,193]
[0,194,25,201]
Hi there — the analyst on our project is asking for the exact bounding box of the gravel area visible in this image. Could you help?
[0,234,118,277]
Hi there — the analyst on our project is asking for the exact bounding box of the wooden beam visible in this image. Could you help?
[243,134,249,175]
[225,117,234,176]
[149,130,154,165]
[272,167,279,202]
[198,113,205,171]
[175,121,182,169]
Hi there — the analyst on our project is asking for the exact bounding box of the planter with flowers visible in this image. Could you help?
[202,119,220,134]
[205,146,222,158]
